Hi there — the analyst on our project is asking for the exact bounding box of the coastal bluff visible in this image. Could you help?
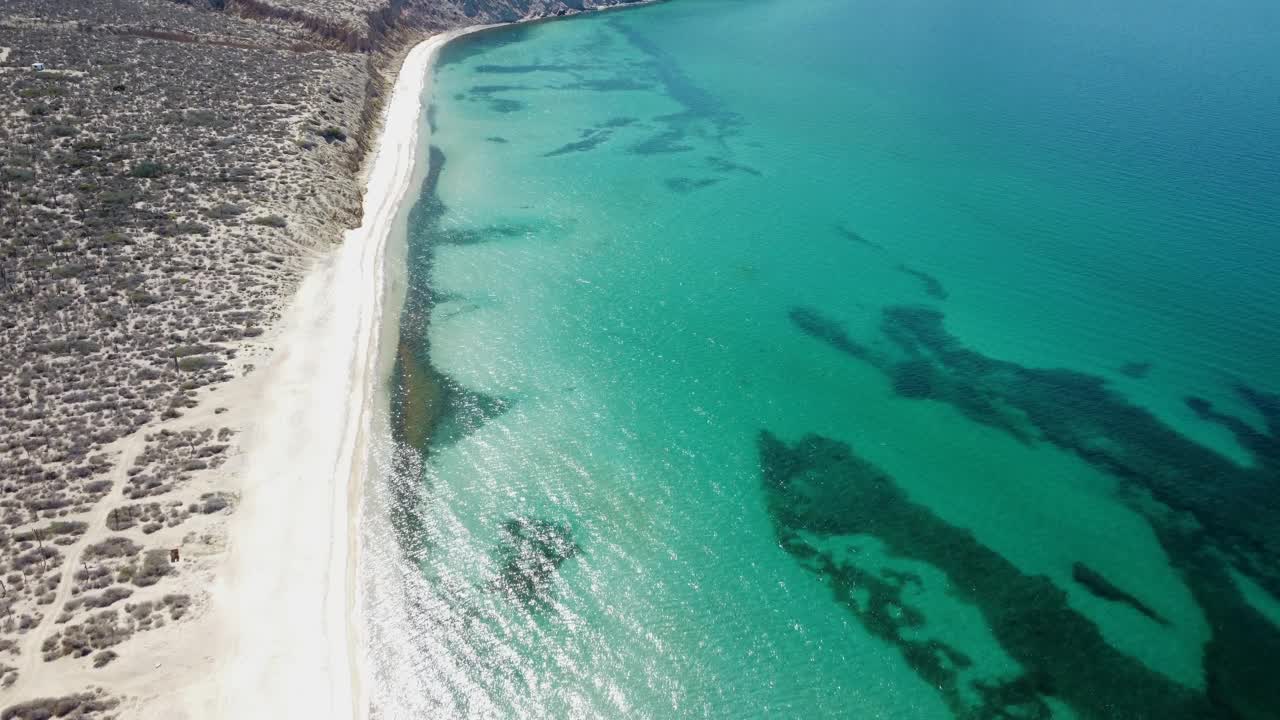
[0,0,638,716]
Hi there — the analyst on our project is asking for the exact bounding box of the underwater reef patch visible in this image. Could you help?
[663,176,721,194]
[896,264,949,300]
[386,144,513,556]
[787,307,876,363]
[876,305,1280,582]
[464,84,530,113]
[544,129,614,157]
[780,301,1280,718]
[834,223,885,251]
[434,223,537,247]
[758,431,1214,719]
[1071,562,1169,625]
[474,63,578,75]
[610,18,745,156]
[489,516,582,607]
[1119,361,1153,379]
[557,76,655,92]
[436,24,537,68]
[706,156,762,176]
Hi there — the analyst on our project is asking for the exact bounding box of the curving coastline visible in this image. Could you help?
[0,2,656,717]
[210,28,489,719]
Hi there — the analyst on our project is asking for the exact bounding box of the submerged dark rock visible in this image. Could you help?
[706,155,762,176]
[490,516,581,606]
[877,305,1280,581]
[834,223,884,251]
[1071,562,1169,625]
[465,84,530,113]
[544,129,613,157]
[1119,361,1153,379]
[663,176,720,193]
[780,301,1280,718]
[386,142,513,554]
[1185,387,1280,469]
[896,264,948,300]
[787,307,876,362]
[758,431,1216,719]
[473,63,577,75]
[435,223,536,246]
[610,18,745,156]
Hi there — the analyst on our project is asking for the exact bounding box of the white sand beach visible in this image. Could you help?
[206,28,483,719]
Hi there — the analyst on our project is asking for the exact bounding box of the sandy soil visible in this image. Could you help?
[2,27,480,719]
[1,2,647,716]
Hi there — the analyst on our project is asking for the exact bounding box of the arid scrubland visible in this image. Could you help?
[1,0,637,713]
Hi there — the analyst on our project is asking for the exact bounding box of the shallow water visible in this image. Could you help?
[364,0,1280,717]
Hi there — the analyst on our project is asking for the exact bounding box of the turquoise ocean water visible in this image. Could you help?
[364,0,1280,717]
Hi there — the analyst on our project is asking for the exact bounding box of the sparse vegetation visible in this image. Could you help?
[0,690,118,719]
[83,537,141,561]
[129,160,166,178]
[250,214,288,228]
[40,609,133,661]
[203,202,245,219]
[0,0,636,707]
[132,549,172,587]
[318,125,348,143]
[191,492,234,515]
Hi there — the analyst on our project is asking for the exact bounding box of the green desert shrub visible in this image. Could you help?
[83,586,132,609]
[173,344,221,358]
[1,693,117,719]
[177,355,223,371]
[182,110,229,128]
[127,290,160,305]
[83,536,141,560]
[129,161,165,178]
[13,522,86,541]
[133,549,172,587]
[87,231,129,249]
[318,126,347,143]
[203,202,244,219]
[100,188,138,205]
[13,546,58,570]
[170,221,211,236]
[250,214,287,228]
[33,71,80,83]
[51,262,90,279]
[192,493,231,514]
[19,84,68,98]
[2,166,35,181]
[162,594,191,620]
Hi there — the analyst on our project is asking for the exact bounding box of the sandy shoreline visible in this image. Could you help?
[212,27,484,719]
[0,4,649,718]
